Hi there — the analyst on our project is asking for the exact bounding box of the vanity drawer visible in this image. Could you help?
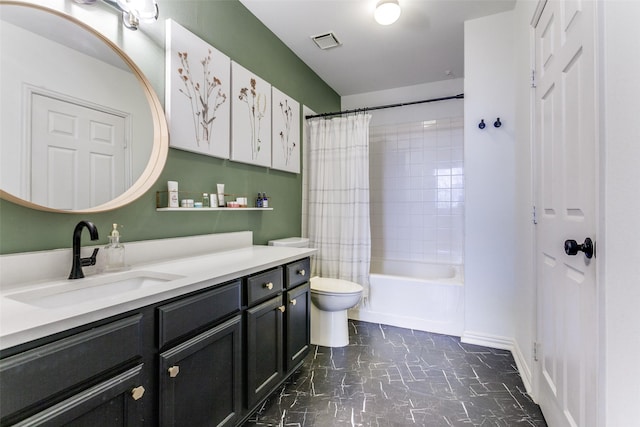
[158,279,241,348]
[285,258,310,289]
[0,314,142,419]
[246,267,283,306]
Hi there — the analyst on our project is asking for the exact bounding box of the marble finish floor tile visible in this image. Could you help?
[243,320,547,427]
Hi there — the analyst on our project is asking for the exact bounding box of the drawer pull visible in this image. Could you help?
[290,298,297,306]
[131,386,145,401]
[264,282,274,290]
[298,269,306,276]
[168,365,180,378]
[277,305,286,313]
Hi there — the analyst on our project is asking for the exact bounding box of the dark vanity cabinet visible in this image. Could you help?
[244,258,310,412]
[0,315,149,426]
[245,268,285,408]
[157,280,242,427]
[0,257,311,427]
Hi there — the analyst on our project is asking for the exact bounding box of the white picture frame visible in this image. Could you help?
[231,61,271,167]
[165,19,230,159]
[271,87,300,173]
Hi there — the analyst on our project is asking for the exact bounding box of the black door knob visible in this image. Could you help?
[564,237,594,259]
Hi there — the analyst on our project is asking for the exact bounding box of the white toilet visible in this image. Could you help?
[268,237,363,347]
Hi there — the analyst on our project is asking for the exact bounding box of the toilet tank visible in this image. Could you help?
[268,237,310,248]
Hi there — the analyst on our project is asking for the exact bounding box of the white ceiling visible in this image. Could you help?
[239,0,516,96]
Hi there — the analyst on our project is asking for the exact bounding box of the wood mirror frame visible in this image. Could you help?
[0,1,168,213]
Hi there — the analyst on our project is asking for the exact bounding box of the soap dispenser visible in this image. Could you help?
[104,223,125,270]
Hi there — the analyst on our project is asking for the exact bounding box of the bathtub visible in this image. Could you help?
[349,259,464,337]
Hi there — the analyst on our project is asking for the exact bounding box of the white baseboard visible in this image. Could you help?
[461,330,513,349]
[462,330,534,397]
[511,340,534,397]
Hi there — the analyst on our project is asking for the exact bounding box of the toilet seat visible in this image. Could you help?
[310,277,363,295]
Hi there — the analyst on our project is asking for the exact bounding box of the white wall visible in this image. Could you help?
[463,11,518,348]
[601,1,640,424]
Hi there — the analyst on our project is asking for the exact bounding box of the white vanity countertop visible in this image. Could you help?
[0,245,316,350]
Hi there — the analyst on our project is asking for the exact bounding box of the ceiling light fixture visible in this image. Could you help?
[374,0,401,26]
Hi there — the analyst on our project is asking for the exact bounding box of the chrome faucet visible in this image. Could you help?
[69,220,100,280]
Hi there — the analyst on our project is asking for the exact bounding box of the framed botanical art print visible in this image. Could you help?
[271,87,300,173]
[231,61,271,167]
[166,19,230,159]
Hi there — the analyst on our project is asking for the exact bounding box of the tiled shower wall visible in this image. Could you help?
[369,117,464,265]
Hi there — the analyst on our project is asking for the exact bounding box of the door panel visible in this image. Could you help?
[31,94,127,210]
[159,316,242,427]
[245,294,284,408]
[285,282,310,370]
[534,0,597,426]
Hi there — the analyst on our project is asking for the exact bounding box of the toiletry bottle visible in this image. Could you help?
[262,192,269,208]
[256,193,263,208]
[202,193,210,208]
[168,181,179,208]
[217,184,225,206]
[105,223,125,270]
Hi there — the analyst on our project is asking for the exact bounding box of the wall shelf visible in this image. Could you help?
[156,207,273,212]
[156,191,271,211]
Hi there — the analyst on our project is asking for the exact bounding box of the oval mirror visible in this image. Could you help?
[0,1,168,213]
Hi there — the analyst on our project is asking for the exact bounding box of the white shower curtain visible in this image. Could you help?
[306,113,372,300]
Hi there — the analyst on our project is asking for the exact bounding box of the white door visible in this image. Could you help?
[31,94,127,210]
[534,0,598,426]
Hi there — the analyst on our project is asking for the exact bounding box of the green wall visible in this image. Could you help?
[0,0,340,254]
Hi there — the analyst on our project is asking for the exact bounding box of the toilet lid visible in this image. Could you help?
[310,277,363,293]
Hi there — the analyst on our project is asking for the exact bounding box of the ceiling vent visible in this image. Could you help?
[311,32,342,50]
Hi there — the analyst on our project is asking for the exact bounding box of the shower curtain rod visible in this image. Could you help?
[305,93,464,119]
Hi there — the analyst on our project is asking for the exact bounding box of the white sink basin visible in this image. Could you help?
[7,270,184,308]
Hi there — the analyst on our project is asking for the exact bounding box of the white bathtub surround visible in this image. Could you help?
[349,259,464,337]
[306,114,372,299]
[369,117,464,265]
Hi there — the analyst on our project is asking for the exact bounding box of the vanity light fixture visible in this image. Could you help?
[374,0,401,26]
[74,0,159,30]
[105,0,159,30]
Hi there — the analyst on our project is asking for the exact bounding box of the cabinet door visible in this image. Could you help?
[245,294,284,408]
[159,315,242,427]
[285,282,311,372]
[12,365,145,427]
[0,315,143,423]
